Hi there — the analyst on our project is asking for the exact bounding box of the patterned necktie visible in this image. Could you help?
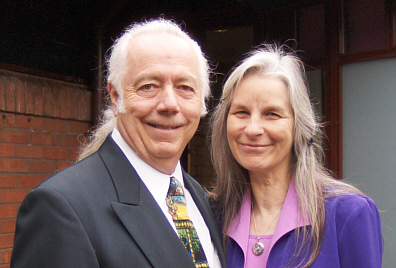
[166,176,209,268]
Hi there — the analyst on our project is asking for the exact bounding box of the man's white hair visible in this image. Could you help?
[78,18,211,161]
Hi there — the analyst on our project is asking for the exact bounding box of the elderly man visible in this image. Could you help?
[11,19,226,268]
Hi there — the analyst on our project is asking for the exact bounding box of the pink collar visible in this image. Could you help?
[227,181,309,261]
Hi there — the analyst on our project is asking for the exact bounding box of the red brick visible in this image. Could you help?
[0,75,5,110]
[76,89,85,120]
[15,145,42,159]
[0,175,14,188]
[15,78,26,114]
[34,82,44,116]
[15,115,43,130]
[25,79,36,114]
[83,91,92,121]
[52,85,61,118]
[56,134,80,147]
[56,160,74,171]
[4,77,15,112]
[0,159,29,173]
[43,80,54,117]
[1,220,16,234]
[69,148,80,161]
[0,129,29,144]
[29,160,56,174]
[0,113,15,128]
[0,190,30,203]
[1,248,13,264]
[69,89,78,119]
[69,121,91,134]
[0,234,14,249]
[0,144,14,157]
[60,88,69,119]
[43,147,68,160]
[43,118,69,132]
[16,175,44,188]
[30,131,56,145]
[0,205,17,219]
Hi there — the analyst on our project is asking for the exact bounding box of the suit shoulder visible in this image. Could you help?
[38,151,106,190]
[183,172,206,195]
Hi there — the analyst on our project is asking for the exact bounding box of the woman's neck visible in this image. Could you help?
[249,172,292,235]
[249,170,291,212]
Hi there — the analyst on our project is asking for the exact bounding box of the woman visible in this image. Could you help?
[210,45,382,267]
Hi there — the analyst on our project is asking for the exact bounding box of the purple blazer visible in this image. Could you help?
[226,185,383,267]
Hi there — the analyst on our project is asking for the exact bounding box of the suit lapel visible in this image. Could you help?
[98,137,195,268]
[183,171,227,267]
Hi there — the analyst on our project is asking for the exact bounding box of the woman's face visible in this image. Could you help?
[227,74,294,176]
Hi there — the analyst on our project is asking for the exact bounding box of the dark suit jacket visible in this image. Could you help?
[11,136,226,267]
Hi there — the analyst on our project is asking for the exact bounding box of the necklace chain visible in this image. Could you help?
[251,201,282,242]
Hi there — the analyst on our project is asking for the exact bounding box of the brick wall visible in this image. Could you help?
[0,69,92,268]
[0,68,213,267]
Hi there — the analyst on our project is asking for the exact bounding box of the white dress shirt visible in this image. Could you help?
[112,129,220,268]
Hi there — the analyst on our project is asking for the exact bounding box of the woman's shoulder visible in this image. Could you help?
[324,192,380,223]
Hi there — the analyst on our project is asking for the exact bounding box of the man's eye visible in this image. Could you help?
[140,84,154,90]
[135,84,159,98]
[179,85,194,92]
[177,85,196,99]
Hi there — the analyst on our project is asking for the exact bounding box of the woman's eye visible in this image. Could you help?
[233,110,249,117]
[267,112,280,118]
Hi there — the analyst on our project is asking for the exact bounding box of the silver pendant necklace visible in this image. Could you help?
[251,201,282,256]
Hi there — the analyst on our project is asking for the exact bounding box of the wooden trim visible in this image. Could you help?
[340,48,396,65]
[324,0,343,178]
[92,32,107,126]
[0,62,88,85]
[304,58,327,70]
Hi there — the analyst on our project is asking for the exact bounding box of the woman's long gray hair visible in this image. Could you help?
[210,44,361,267]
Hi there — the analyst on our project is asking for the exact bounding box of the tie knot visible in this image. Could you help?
[168,176,185,198]
[166,176,186,220]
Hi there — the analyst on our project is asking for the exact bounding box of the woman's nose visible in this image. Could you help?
[244,114,264,136]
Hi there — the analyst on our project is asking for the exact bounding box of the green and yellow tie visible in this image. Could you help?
[166,176,209,268]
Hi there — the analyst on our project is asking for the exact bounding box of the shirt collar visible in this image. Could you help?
[227,180,310,257]
[272,180,309,247]
[227,187,252,258]
[111,128,184,206]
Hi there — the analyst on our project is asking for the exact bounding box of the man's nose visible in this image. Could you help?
[157,85,180,113]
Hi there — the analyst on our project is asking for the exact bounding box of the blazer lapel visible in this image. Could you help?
[183,171,227,267]
[98,137,195,268]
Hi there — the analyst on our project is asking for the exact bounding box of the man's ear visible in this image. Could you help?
[108,83,119,117]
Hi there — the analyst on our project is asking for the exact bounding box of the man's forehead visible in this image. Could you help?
[124,33,200,79]
[129,32,192,51]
